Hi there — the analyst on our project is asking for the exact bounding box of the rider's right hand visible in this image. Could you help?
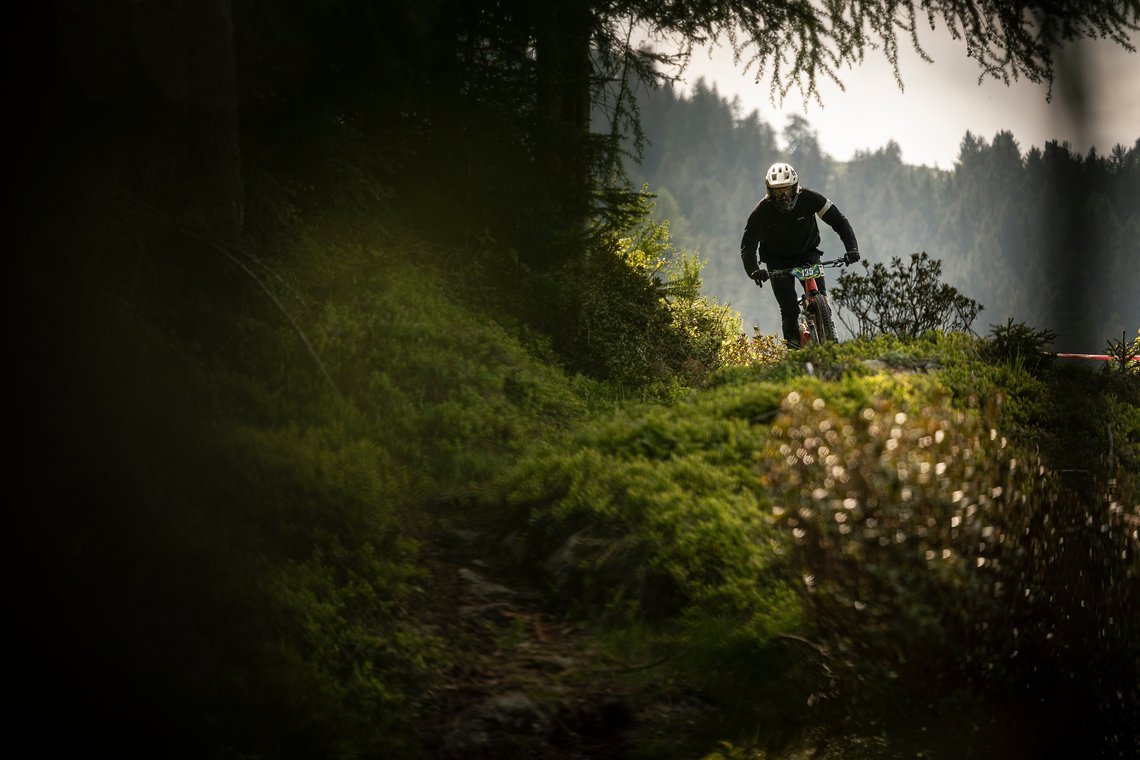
[750,270,770,287]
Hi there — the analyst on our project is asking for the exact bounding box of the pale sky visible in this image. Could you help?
[672,24,1140,169]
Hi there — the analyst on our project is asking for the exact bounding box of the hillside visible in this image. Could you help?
[12,4,1139,756]
[14,197,1138,758]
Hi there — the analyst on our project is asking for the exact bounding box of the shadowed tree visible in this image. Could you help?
[45,0,245,233]
[361,0,1140,269]
[24,0,1138,262]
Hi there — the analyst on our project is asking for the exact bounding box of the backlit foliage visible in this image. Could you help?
[488,334,1139,757]
[566,207,779,394]
[832,252,982,338]
[1104,328,1140,375]
[769,389,1137,755]
[719,327,789,368]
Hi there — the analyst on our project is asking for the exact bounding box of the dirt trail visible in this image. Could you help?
[413,526,644,759]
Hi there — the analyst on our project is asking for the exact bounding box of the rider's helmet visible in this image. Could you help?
[765,162,800,213]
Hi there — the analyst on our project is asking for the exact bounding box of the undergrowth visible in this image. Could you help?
[482,331,1139,758]
[18,193,593,758]
[20,171,1137,759]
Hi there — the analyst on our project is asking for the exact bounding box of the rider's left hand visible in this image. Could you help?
[843,250,861,265]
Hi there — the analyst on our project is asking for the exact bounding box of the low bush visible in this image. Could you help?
[554,196,771,397]
[484,335,1139,758]
[832,252,982,338]
[1103,328,1140,375]
[768,388,1137,757]
[976,317,1058,374]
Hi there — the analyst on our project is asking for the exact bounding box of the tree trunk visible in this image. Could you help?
[134,0,244,234]
[533,1,593,266]
[186,0,244,234]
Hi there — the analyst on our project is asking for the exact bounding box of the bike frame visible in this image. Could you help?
[766,258,847,346]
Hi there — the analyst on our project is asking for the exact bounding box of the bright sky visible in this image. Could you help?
[672,24,1140,169]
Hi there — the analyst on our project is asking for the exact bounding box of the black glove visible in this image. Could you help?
[843,250,861,265]
[750,269,770,286]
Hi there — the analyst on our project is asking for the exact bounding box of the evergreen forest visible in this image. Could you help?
[12,2,1139,759]
[624,80,1140,346]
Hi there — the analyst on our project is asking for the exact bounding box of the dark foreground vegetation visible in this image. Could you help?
[14,188,1138,757]
[12,2,1139,758]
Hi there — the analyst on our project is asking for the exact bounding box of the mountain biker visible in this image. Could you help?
[740,162,861,348]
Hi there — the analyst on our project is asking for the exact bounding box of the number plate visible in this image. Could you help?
[791,263,823,280]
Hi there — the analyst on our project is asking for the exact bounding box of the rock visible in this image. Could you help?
[448,528,484,545]
[458,602,514,626]
[862,357,943,374]
[543,529,609,591]
[439,692,550,759]
[458,568,519,599]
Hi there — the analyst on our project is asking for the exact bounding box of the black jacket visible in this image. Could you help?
[740,188,858,275]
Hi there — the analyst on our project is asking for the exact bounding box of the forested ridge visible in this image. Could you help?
[11,1,1139,758]
[624,79,1140,346]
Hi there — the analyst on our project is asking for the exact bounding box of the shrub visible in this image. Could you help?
[719,327,788,369]
[488,336,1139,758]
[767,389,1138,757]
[1103,328,1140,375]
[832,252,982,338]
[559,199,761,394]
[17,293,438,759]
[976,317,1058,374]
[21,198,597,759]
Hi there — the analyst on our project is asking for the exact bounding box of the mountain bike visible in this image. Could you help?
[761,258,847,346]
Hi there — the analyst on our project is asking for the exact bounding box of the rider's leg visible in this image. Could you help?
[771,276,801,349]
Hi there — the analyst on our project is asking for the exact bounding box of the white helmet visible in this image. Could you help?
[765,162,800,212]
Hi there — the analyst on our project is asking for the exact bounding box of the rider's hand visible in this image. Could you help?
[750,269,769,286]
[843,250,861,265]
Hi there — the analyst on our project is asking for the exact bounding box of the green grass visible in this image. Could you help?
[21,205,599,758]
[481,331,1139,758]
[27,192,1137,759]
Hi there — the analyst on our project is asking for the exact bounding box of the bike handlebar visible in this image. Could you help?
[753,258,850,288]
[765,258,848,277]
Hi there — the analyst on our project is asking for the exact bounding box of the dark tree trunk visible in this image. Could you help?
[186,0,244,234]
[426,0,465,212]
[134,0,244,234]
[533,1,593,266]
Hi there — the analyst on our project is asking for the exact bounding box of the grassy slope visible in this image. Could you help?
[16,207,1137,758]
[14,210,587,758]
[477,341,1140,757]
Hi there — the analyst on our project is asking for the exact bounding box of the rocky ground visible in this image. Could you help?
[413,524,712,759]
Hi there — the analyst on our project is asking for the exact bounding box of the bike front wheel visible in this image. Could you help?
[811,294,838,343]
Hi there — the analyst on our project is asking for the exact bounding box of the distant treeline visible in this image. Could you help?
[624,80,1140,349]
